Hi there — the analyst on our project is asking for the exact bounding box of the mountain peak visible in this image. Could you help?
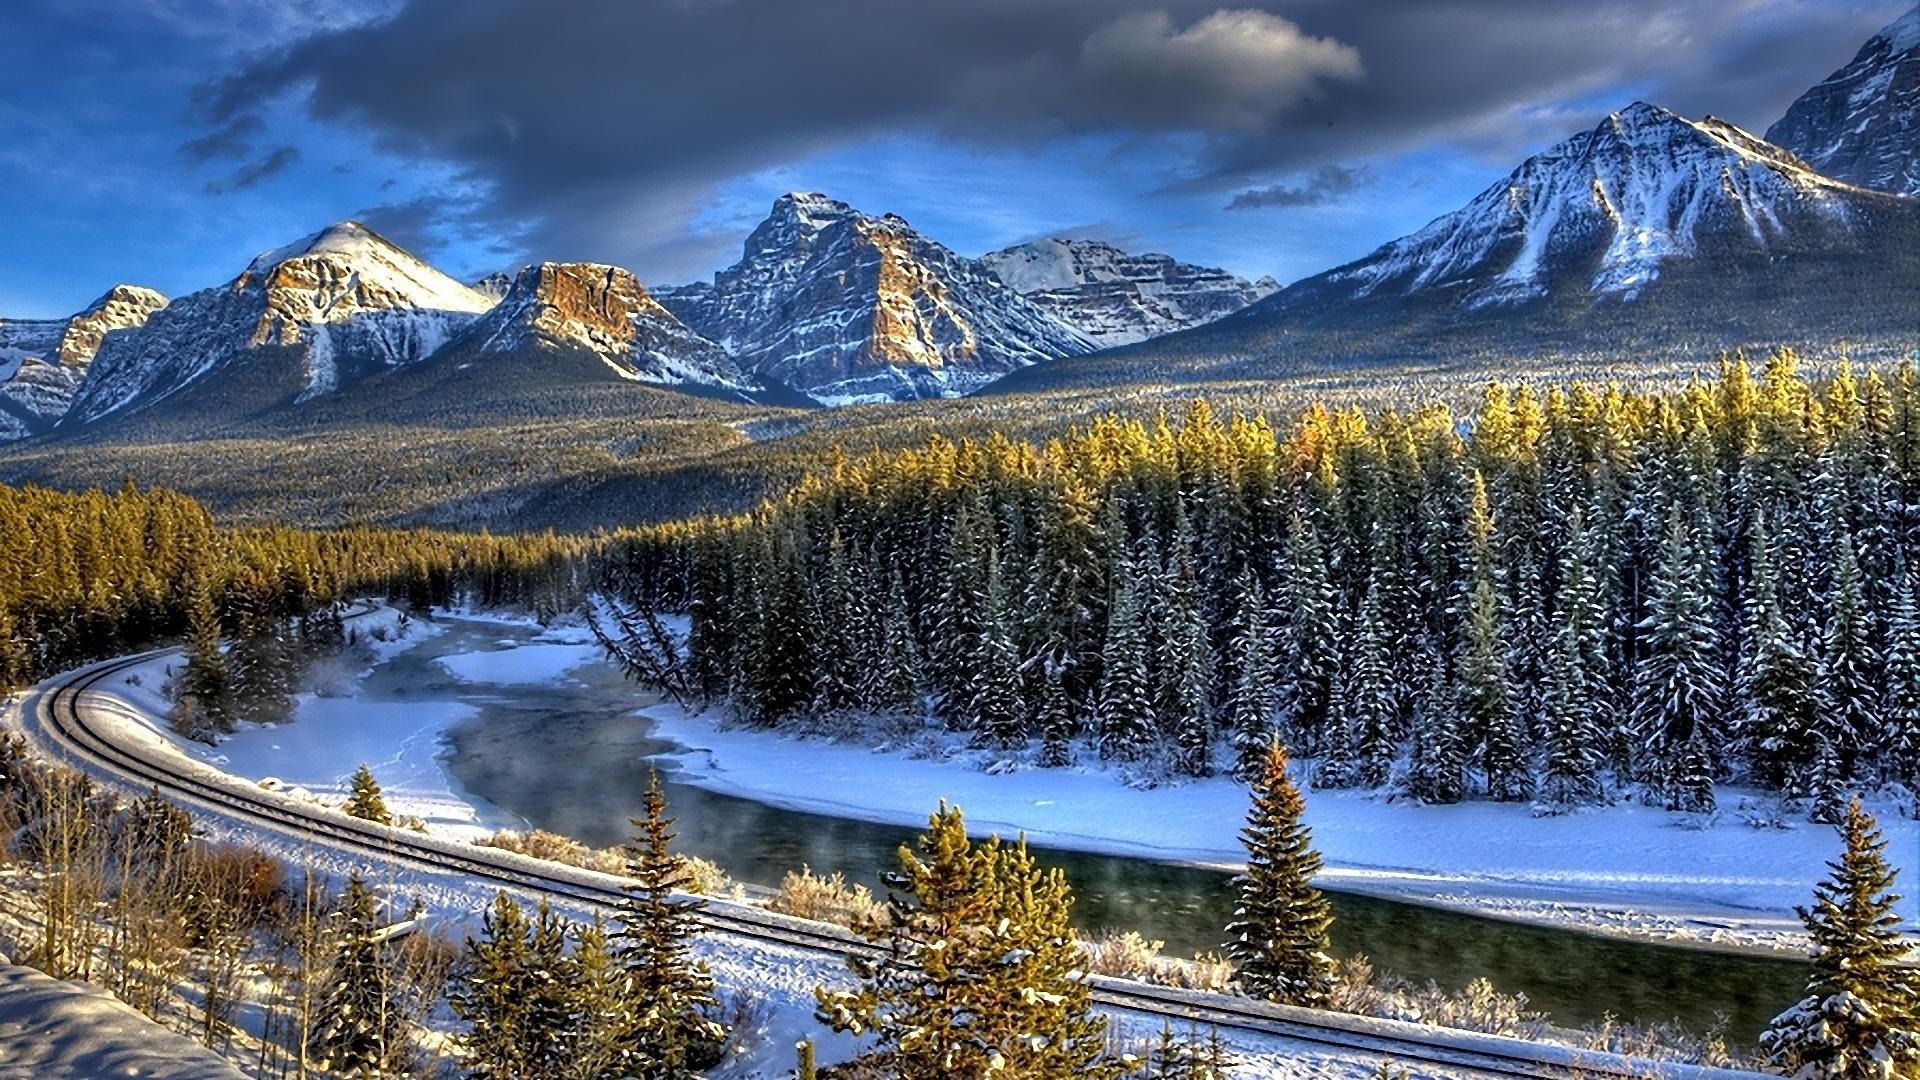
[1876,4,1920,54]
[1766,6,1920,196]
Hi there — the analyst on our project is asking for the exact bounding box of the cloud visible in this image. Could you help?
[178,113,264,162]
[1227,164,1368,210]
[204,145,298,193]
[191,0,1910,279]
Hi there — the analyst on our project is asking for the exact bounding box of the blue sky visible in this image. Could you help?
[1,0,1906,317]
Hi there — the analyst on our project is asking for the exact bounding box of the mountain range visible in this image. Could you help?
[3,8,1917,440]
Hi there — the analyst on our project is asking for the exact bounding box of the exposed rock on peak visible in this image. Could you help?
[1767,5,1920,196]
[457,262,755,390]
[979,237,1274,347]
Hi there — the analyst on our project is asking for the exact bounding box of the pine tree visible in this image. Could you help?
[451,892,535,1078]
[1817,527,1879,788]
[1460,475,1529,802]
[1157,515,1216,777]
[1096,546,1154,762]
[816,803,1123,1078]
[973,549,1025,748]
[865,569,923,717]
[1225,571,1277,779]
[1225,738,1336,1007]
[564,916,629,1080]
[1539,508,1606,809]
[343,764,392,826]
[1761,798,1920,1079]
[172,571,230,743]
[1885,560,1920,787]
[1632,508,1723,812]
[1275,514,1338,757]
[1037,659,1075,769]
[612,771,723,1076]
[1330,571,1395,789]
[1740,517,1819,792]
[1404,648,1467,805]
[308,871,409,1077]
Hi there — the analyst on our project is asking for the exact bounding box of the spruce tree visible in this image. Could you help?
[1817,527,1879,787]
[1885,560,1920,787]
[172,572,231,743]
[816,803,1123,1078]
[1405,648,1467,805]
[612,771,723,1076]
[1540,508,1606,809]
[308,871,409,1077]
[451,892,535,1078]
[1225,738,1336,1007]
[1275,514,1338,757]
[1460,475,1529,802]
[1096,547,1154,762]
[1740,518,1819,791]
[1761,798,1920,1079]
[973,549,1025,748]
[1225,571,1277,779]
[343,764,392,826]
[1632,508,1723,812]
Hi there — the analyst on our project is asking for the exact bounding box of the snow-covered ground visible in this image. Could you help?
[4,605,1530,1079]
[0,960,248,1079]
[646,706,1920,956]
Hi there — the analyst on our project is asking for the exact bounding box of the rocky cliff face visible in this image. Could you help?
[1767,6,1920,196]
[979,238,1274,347]
[66,222,493,426]
[0,285,168,438]
[657,193,1093,404]
[454,262,755,390]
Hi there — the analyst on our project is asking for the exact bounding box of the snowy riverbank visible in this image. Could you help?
[644,705,1920,956]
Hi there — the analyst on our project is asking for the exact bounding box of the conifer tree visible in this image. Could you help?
[1275,514,1338,756]
[816,803,1123,1079]
[1540,508,1606,809]
[343,764,392,826]
[866,569,923,717]
[1405,648,1467,805]
[973,550,1025,748]
[172,571,231,743]
[1817,528,1879,787]
[1460,476,1529,801]
[1632,508,1723,812]
[1097,547,1154,761]
[1157,511,1216,777]
[1761,798,1920,1079]
[612,771,723,1076]
[1740,518,1819,791]
[451,892,535,1078]
[1225,572,1277,779]
[309,871,409,1077]
[1225,738,1336,1007]
[1885,561,1920,787]
[565,916,629,1080]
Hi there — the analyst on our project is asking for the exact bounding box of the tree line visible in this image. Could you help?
[658,354,1920,816]
[0,478,608,694]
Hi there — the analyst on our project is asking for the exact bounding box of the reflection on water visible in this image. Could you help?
[408,618,1805,1041]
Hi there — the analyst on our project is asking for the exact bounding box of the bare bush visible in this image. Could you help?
[766,865,884,927]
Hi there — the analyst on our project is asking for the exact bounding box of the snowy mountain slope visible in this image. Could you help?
[989,102,1920,396]
[1310,103,1866,309]
[450,262,758,392]
[0,285,167,439]
[656,193,1095,404]
[1767,6,1920,196]
[979,237,1276,347]
[64,222,493,427]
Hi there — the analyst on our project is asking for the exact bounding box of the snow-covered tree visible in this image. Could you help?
[1539,508,1606,809]
[343,764,391,826]
[1460,475,1529,802]
[1225,738,1336,1007]
[308,871,409,1078]
[612,772,724,1076]
[1632,508,1722,812]
[1225,571,1277,779]
[1097,546,1154,761]
[1761,798,1920,1079]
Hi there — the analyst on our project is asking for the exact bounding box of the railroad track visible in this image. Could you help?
[26,640,1769,1080]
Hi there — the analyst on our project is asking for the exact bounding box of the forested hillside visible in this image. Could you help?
[0,481,595,689]
[664,353,1920,817]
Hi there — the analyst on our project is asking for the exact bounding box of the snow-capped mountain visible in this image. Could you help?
[66,222,494,427]
[450,262,757,392]
[1767,6,1920,197]
[1288,103,1873,312]
[979,238,1276,347]
[472,271,515,301]
[0,285,167,438]
[656,193,1094,404]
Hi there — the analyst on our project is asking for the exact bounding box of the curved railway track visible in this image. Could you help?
[26,642,1769,1080]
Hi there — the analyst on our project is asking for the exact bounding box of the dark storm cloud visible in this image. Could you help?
[1226,164,1368,210]
[204,145,299,193]
[194,0,1903,276]
[178,112,266,162]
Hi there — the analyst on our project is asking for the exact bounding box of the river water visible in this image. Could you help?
[399,618,1805,1042]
